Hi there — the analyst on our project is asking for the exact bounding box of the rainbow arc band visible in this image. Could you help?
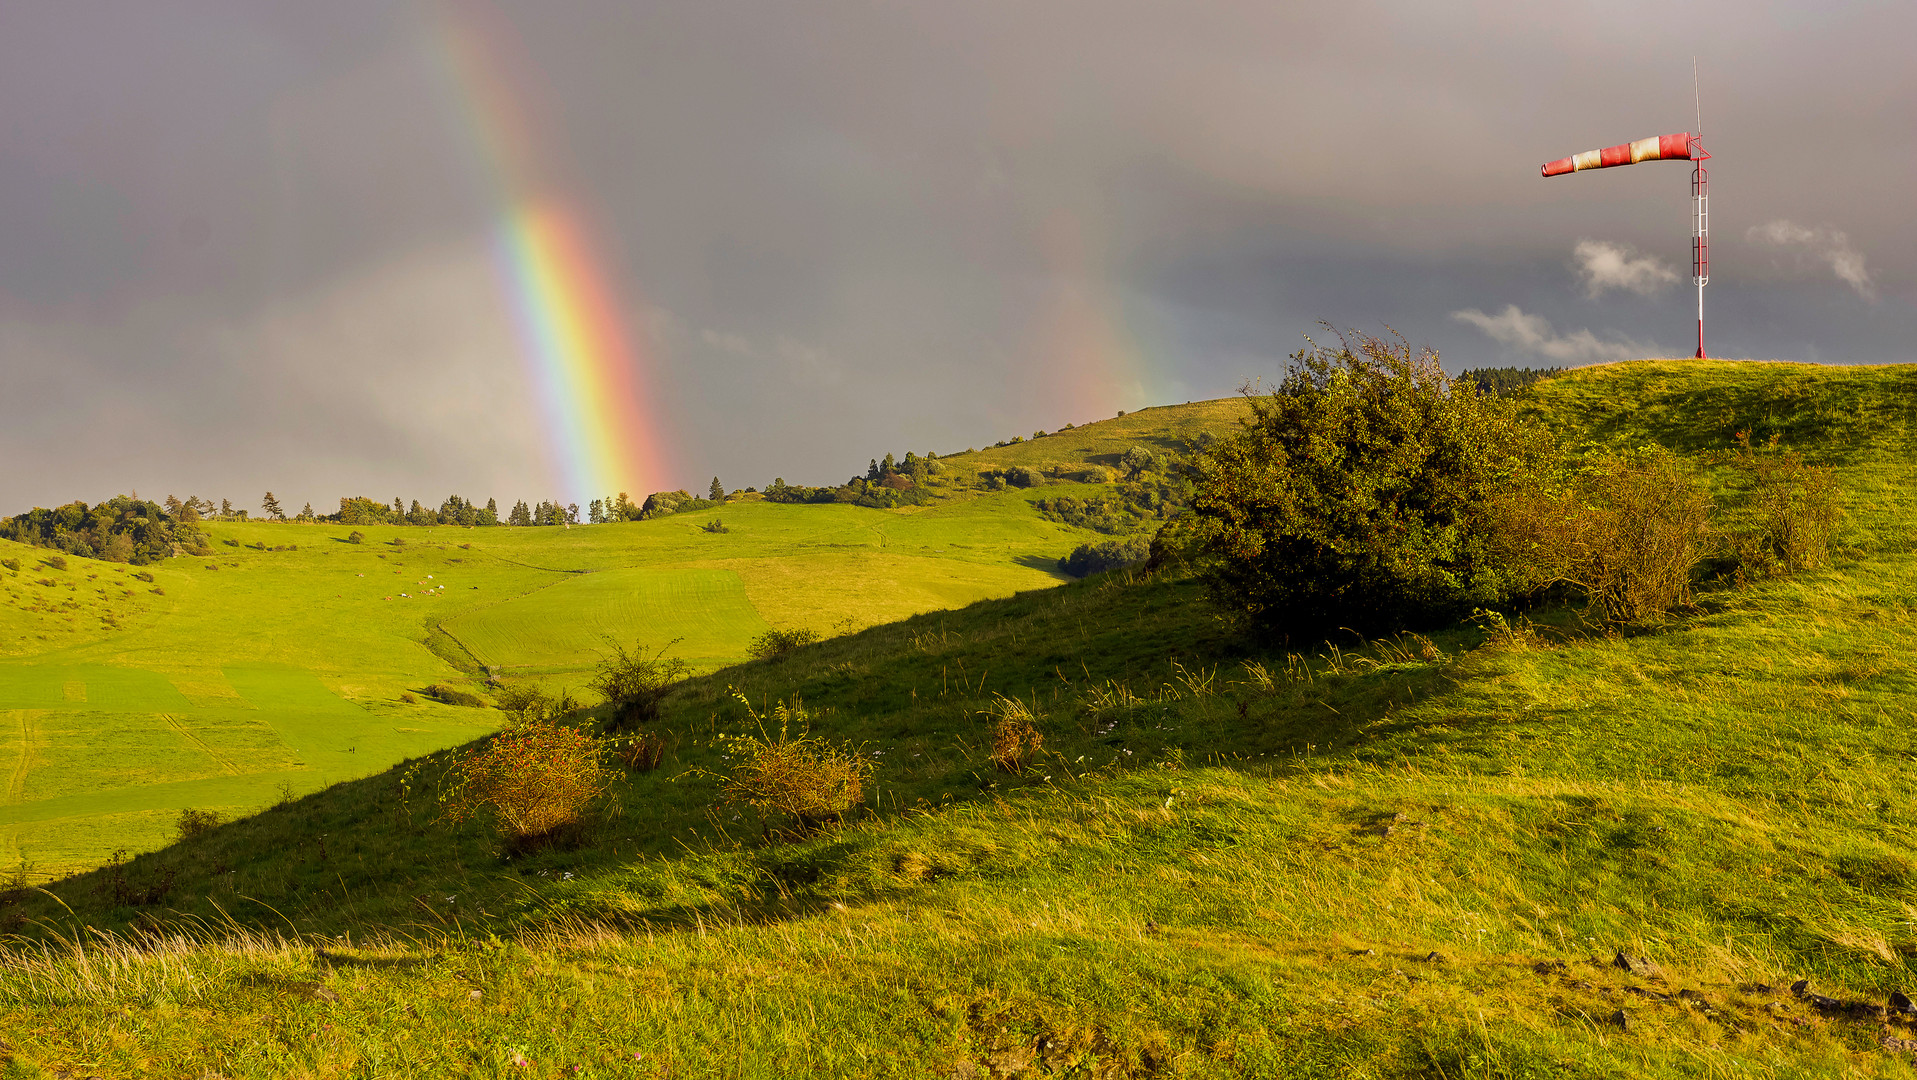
[1540,131,1710,359]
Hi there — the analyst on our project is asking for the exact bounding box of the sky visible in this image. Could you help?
[2,1,1911,514]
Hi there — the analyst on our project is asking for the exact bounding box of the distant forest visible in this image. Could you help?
[0,495,203,565]
[1456,366,1565,395]
[0,433,1202,566]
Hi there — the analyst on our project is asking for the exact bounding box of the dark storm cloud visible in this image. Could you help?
[1,1,1910,511]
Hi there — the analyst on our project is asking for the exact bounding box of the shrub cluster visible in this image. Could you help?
[1184,329,1844,638]
[590,642,690,731]
[1057,536,1150,578]
[750,627,821,660]
[426,683,488,708]
[1033,474,1192,534]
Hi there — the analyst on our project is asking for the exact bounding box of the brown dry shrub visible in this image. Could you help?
[614,730,668,772]
[175,807,222,841]
[719,696,871,835]
[495,683,580,724]
[1494,448,1713,623]
[984,694,1044,774]
[1727,432,1841,578]
[441,720,610,843]
[590,642,689,731]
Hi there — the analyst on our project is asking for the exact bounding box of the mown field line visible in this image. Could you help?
[159,713,240,776]
[430,556,604,672]
[5,711,31,806]
[462,545,595,576]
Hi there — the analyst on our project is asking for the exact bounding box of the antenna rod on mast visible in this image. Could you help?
[1691,59,1709,359]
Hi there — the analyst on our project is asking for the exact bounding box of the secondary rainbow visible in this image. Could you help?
[427,1,671,502]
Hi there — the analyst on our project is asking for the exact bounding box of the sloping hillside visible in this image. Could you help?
[0,403,1236,880]
[8,362,1917,1077]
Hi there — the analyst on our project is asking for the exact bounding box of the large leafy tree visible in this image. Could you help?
[1186,329,1553,638]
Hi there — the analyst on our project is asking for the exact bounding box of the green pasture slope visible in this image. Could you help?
[10,360,1917,1077]
[0,406,1229,880]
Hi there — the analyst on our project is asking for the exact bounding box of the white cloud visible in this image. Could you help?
[1573,239,1680,298]
[699,328,756,356]
[1450,305,1652,365]
[1746,219,1876,299]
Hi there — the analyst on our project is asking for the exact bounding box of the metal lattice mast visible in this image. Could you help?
[1691,143,1709,358]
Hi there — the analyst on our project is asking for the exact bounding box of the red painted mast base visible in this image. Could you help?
[1695,320,1706,359]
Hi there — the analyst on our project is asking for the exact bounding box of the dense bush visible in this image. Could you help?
[590,642,690,731]
[719,697,870,835]
[1187,330,1553,638]
[1120,446,1159,479]
[426,683,487,708]
[441,719,609,844]
[750,627,820,660]
[1057,536,1151,578]
[1003,465,1040,488]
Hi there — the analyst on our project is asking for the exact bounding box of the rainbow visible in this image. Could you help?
[426,1,671,502]
[1032,211,1154,424]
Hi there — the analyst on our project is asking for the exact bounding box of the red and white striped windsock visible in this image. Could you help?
[1541,133,1695,177]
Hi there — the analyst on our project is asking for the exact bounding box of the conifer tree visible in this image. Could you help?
[709,477,725,501]
[261,492,283,520]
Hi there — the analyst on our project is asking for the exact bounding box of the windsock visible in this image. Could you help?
[1542,133,1694,177]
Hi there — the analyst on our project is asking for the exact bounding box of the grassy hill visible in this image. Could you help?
[8,361,1917,1076]
[0,398,1246,882]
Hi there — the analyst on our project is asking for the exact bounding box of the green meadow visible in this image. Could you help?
[12,362,1917,1076]
[0,412,1210,879]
